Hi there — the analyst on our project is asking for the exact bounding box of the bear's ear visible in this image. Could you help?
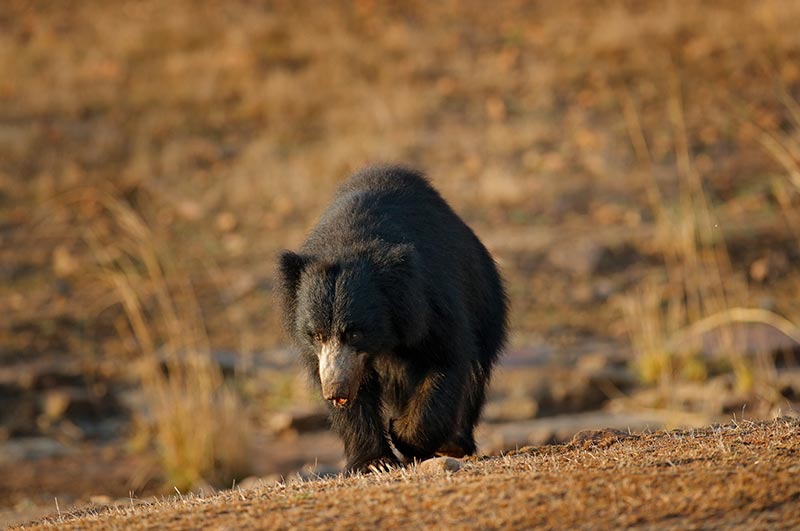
[380,244,429,345]
[277,250,313,337]
[277,251,309,297]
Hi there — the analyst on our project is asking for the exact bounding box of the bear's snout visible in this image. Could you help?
[318,340,365,407]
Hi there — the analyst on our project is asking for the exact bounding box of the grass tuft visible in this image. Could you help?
[82,189,252,491]
[620,77,799,395]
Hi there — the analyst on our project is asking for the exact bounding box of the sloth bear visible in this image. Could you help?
[277,165,508,472]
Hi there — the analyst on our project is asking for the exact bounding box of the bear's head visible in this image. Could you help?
[277,243,429,407]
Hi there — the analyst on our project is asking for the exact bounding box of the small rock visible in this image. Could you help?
[477,410,670,454]
[571,428,631,448]
[52,419,86,442]
[0,437,72,463]
[576,352,612,373]
[268,407,329,435]
[483,398,538,423]
[42,390,71,420]
[292,463,341,482]
[587,366,638,395]
[89,495,113,505]
[547,239,604,276]
[236,476,262,490]
[668,321,798,359]
[236,474,283,491]
[416,456,462,474]
[191,479,217,496]
[546,372,607,414]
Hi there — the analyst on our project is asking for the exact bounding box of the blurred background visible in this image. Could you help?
[2,0,800,525]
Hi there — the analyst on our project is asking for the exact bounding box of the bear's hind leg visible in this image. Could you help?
[389,365,469,461]
[434,363,489,458]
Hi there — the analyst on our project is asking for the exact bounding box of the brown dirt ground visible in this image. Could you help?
[2,0,800,527]
[11,417,800,531]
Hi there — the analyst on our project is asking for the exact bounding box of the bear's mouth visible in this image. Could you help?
[331,397,350,408]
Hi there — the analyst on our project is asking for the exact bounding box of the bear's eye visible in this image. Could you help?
[311,331,325,343]
[346,330,362,343]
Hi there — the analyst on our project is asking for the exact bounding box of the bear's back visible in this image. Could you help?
[336,165,436,199]
[307,166,456,252]
[307,165,489,277]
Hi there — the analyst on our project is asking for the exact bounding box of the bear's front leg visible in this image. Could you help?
[388,366,469,462]
[328,373,399,473]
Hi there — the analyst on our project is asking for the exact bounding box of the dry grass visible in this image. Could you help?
[755,90,800,328]
[80,188,251,491]
[620,75,800,394]
[2,0,800,505]
[3,0,800,357]
[13,417,800,531]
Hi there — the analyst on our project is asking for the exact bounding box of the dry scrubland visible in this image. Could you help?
[4,0,800,357]
[2,0,800,527]
[13,418,800,531]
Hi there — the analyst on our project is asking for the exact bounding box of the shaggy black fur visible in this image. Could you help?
[277,165,508,472]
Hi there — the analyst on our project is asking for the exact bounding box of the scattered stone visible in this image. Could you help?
[191,479,217,496]
[236,475,283,491]
[545,372,607,416]
[547,239,604,277]
[416,456,462,474]
[0,437,72,464]
[577,352,615,373]
[587,366,638,395]
[571,428,632,448]
[616,378,734,416]
[236,476,263,490]
[42,389,71,420]
[292,463,341,482]
[89,495,113,505]
[267,407,330,435]
[483,398,539,423]
[53,419,86,442]
[478,411,674,454]
[668,321,799,360]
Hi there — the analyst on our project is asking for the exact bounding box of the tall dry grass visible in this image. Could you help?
[78,188,251,491]
[758,87,800,343]
[620,77,800,396]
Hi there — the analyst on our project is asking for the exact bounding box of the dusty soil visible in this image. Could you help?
[11,418,800,531]
[2,0,800,527]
